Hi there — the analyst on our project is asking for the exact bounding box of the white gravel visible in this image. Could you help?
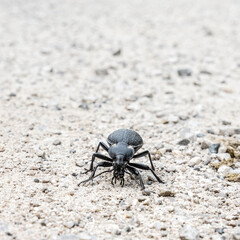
[0,0,240,239]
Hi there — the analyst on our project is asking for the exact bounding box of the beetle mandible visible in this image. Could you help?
[78,129,164,189]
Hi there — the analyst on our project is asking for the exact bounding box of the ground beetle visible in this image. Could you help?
[79,129,164,189]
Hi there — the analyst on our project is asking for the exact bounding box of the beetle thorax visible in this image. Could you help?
[108,142,135,160]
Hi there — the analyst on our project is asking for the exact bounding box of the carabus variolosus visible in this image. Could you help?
[79,129,164,189]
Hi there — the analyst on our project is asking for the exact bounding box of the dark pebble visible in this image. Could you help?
[9,93,16,97]
[177,139,190,146]
[147,181,153,185]
[209,143,220,153]
[199,70,212,75]
[55,105,62,111]
[40,221,47,226]
[53,140,61,146]
[234,129,240,134]
[34,178,40,183]
[95,69,109,76]
[196,133,205,138]
[78,103,89,110]
[72,173,78,177]
[216,228,224,234]
[207,129,215,134]
[194,167,201,171]
[70,149,76,154]
[115,230,121,235]
[113,49,121,56]
[222,120,231,125]
[177,69,192,77]
[125,226,131,232]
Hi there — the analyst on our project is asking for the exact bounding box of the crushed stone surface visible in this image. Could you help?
[0,0,240,239]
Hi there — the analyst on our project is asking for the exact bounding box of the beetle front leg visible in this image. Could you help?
[129,162,164,184]
[95,141,109,153]
[127,166,145,190]
[132,150,155,170]
[82,153,113,174]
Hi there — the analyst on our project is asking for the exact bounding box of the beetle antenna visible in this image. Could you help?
[79,169,114,185]
[93,168,114,179]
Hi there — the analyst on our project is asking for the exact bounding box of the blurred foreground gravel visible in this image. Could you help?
[0,0,240,239]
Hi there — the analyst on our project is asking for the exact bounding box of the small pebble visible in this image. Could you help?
[166,206,175,213]
[53,140,61,146]
[35,150,46,158]
[78,103,89,110]
[233,229,240,240]
[218,145,227,153]
[215,228,224,234]
[0,145,5,152]
[196,133,205,138]
[216,153,231,161]
[168,115,179,123]
[154,221,167,231]
[70,149,76,154]
[201,139,213,149]
[113,49,121,56]
[178,69,192,77]
[158,189,175,197]
[142,189,151,196]
[207,129,215,134]
[188,157,201,167]
[209,144,220,153]
[178,139,190,146]
[222,120,231,125]
[64,222,75,229]
[180,225,199,240]
[95,68,108,76]
[115,230,121,235]
[42,178,51,183]
[218,165,231,177]
[194,167,201,171]
[9,93,16,97]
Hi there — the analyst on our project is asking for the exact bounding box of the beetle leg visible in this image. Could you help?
[111,176,118,185]
[132,150,155,170]
[129,162,164,184]
[78,161,112,186]
[111,177,115,185]
[82,153,113,174]
[120,178,125,187]
[95,141,109,153]
[127,166,145,190]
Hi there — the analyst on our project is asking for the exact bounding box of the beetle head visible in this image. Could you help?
[113,155,126,179]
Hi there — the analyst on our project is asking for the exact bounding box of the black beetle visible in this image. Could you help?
[78,129,164,189]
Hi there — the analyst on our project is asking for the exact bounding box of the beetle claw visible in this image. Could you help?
[111,177,115,185]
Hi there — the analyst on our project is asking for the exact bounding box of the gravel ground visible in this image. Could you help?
[0,0,240,239]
